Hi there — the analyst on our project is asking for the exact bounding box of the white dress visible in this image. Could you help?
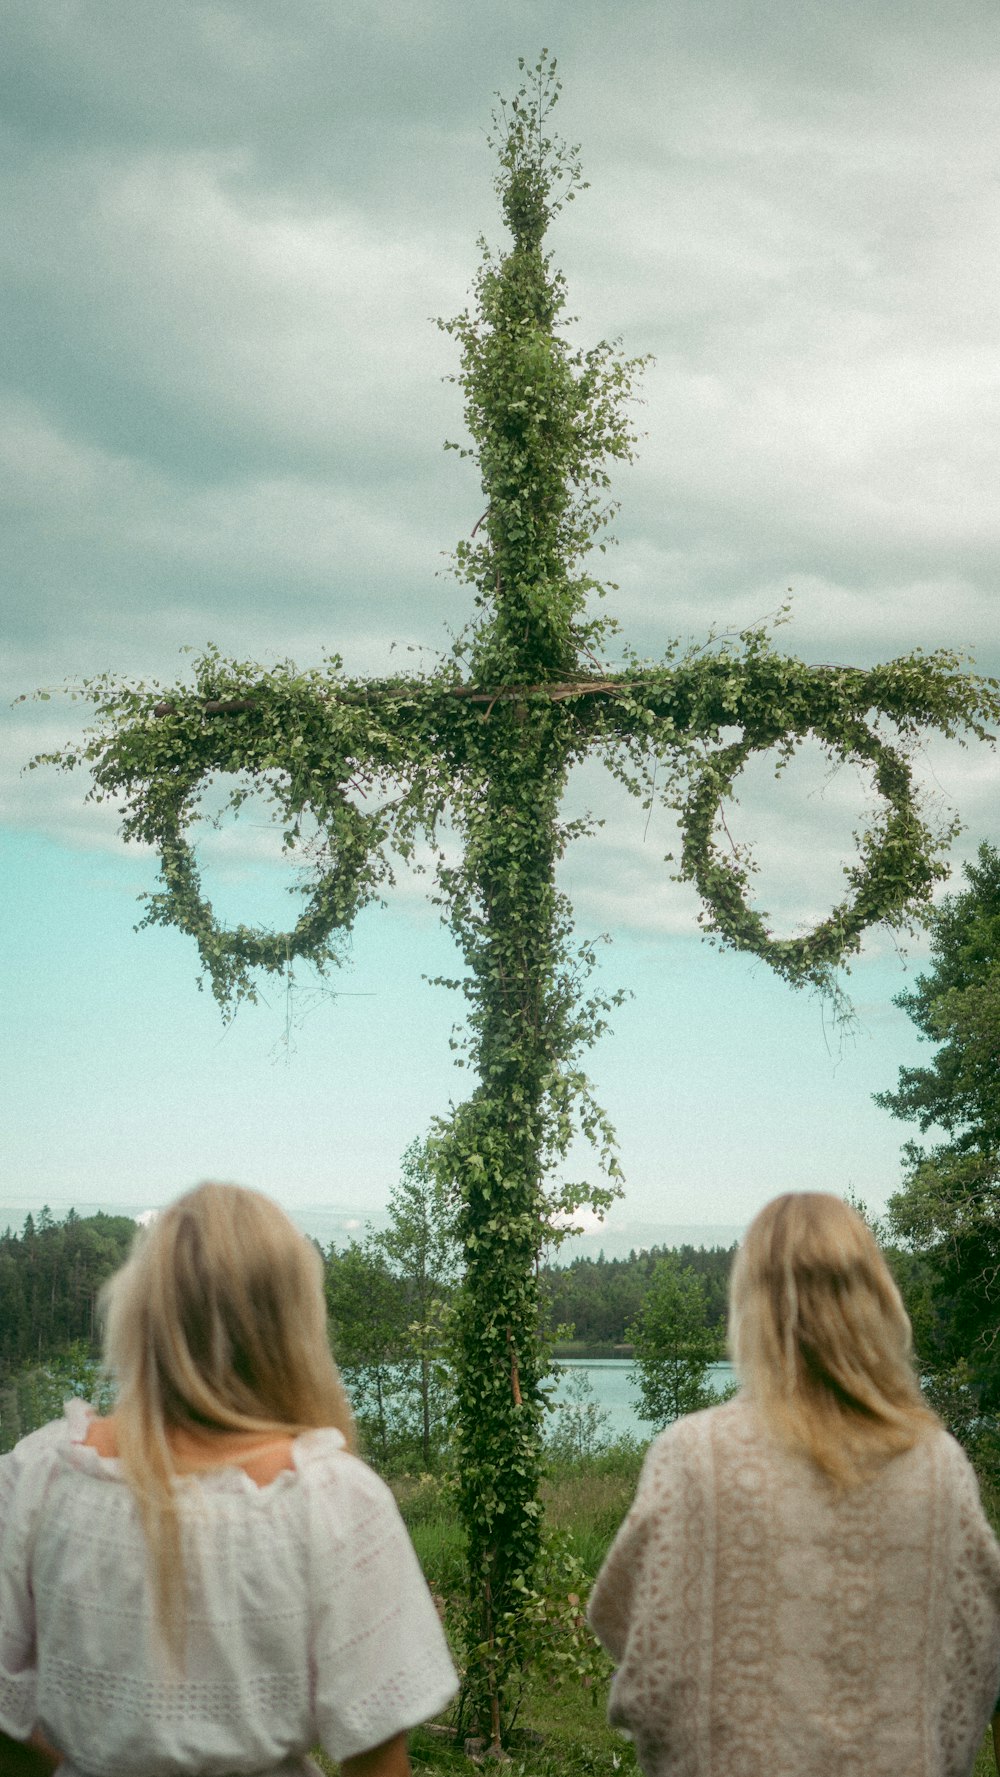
[0,1399,458,1777]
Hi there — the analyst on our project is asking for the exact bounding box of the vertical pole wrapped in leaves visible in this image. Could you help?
[434,58,646,1739]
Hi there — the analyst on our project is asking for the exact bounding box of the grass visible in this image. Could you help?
[540,1445,644,1574]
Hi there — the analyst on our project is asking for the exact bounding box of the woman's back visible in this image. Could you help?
[2,1401,456,1777]
[589,1396,1000,1777]
[1,1183,458,1777]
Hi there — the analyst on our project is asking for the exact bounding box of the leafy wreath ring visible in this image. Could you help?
[679,703,933,982]
[149,759,378,976]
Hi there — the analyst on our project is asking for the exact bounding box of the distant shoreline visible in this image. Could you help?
[552,1341,636,1361]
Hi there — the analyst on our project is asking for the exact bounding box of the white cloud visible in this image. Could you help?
[3,148,466,462]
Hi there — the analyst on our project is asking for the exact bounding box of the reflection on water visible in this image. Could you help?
[549,1357,736,1440]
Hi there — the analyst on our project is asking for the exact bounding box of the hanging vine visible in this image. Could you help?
[35,52,1000,1744]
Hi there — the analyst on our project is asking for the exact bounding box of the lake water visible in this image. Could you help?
[549,1357,735,1441]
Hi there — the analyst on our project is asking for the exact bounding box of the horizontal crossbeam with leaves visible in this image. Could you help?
[37,52,999,1745]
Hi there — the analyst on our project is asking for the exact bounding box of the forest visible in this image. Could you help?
[0,1201,731,1378]
[543,1243,734,1349]
[0,1208,137,1376]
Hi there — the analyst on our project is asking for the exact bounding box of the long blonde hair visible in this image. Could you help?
[729,1192,936,1487]
[101,1182,355,1660]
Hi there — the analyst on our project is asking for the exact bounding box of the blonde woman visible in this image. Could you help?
[589,1192,1000,1777]
[0,1183,457,1777]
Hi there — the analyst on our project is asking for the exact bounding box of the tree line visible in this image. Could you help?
[0,1182,732,1383]
[545,1243,734,1349]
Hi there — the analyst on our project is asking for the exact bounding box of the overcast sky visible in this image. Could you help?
[3,0,998,1245]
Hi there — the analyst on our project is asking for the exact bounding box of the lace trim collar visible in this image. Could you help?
[57,1396,346,1493]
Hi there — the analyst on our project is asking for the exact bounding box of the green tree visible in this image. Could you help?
[879,843,1000,1408]
[40,55,1000,1744]
[1,1343,117,1453]
[628,1255,723,1429]
[543,1243,735,1347]
[325,1147,456,1472]
[325,1235,409,1468]
[878,842,1000,1146]
[381,1143,457,1470]
[0,1210,136,1379]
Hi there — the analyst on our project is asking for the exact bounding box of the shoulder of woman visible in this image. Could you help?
[644,1396,743,1464]
[0,1413,73,1525]
[294,1442,432,1599]
[3,1411,76,1471]
[295,1427,368,1476]
[896,1426,1000,1548]
[930,1424,994,1499]
[294,1434,401,1516]
[633,1401,730,1503]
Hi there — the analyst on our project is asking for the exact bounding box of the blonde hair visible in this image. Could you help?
[729,1192,936,1487]
[101,1182,355,1660]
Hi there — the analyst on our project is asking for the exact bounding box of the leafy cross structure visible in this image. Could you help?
[44,57,999,1740]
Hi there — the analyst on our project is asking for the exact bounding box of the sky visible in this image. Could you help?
[2,0,999,1251]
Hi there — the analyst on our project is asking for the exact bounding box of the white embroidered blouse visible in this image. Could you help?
[588,1397,1000,1777]
[0,1399,458,1777]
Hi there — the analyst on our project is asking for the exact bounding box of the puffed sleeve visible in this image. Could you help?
[303,1449,458,1762]
[0,1422,65,1738]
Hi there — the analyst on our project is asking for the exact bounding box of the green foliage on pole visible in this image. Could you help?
[36,52,1000,1744]
[627,1255,723,1429]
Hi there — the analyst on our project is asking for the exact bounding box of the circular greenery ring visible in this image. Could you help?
[150,764,376,977]
[679,711,929,980]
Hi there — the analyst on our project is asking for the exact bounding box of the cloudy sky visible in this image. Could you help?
[3,0,998,1245]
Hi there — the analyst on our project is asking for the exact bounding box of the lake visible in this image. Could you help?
[549,1357,736,1441]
